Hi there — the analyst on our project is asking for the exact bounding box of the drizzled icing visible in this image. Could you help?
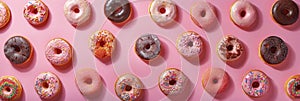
[23,0,48,25]
[242,70,269,97]
[135,34,161,60]
[115,74,143,101]
[217,35,243,61]
[159,68,187,95]
[89,30,115,59]
[0,1,10,28]
[45,38,72,66]
[286,75,300,97]
[34,72,61,100]
[176,31,203,58]
[0,76,22,101]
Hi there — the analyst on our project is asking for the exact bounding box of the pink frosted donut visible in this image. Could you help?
[75,68,102,97]
[0,1,11,28]
[115,74,144,101]
[159,68,188,95]
[242,70,270,97]
[34,72,62,100]
[190,1,217,29]
[176,31,204,58]
[45,38,72,66]
[230,0,257,29]
[202,68,229,96]
[149,0,177,26]
[23,0,49,25]
[64,0,91,26]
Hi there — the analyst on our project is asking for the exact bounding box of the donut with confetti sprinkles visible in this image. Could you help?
[23,0,49,25]
[159,68,188,95]
[0,1,11,28]
[242,70,270,97]
[34,72,62,100]
[45,38,73,67]
[0,76,23,101]
[285,75,300,98]
[115,73,144,101]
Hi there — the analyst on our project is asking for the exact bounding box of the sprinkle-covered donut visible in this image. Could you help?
[23,0,49,25]
[0,76,23,101]
[259,36,288,65]
[75,68,102,97]
[217,35,244,61]
[135,34,161,60]
[190,1,217,29]
[34,72,62,100]
[45,38,73,66]
[242,70,270,97]
[89,30,116,59]
[4,36,33,65]
[285,75,300,98]
[64,0,91,26]
[272,0,299,26]
[0,1,11,28]
[202,68,229,95]
[149,0,177,26]
[230,0,257,29]
[159,68,188,95]
[176,31,204,58]
[115,74,144,101]
[104,0,132,24]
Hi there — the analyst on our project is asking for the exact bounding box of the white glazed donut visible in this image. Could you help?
[149,0,177,26]
[64,0,91,26]
[190,1,217,29]
[176,31,204,58]
[115,74,144,101]
[159,68,188,95]
[75,68,102,97]
[230,0,257,29]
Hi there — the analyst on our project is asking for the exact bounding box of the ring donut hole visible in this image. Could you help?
[169,79,177,85]
[144,44,151,50]
[29,5,39,14]
[270,46,277,54]
[200,10,206,17]
[240,10,246,18]
[71,5,80,13]
[11,45,21,53]
[54,48,62,55]
[295,84,300,91]
[226,45,234,51]
[84,78,93,85]
[281,8,292,17]
[158,5,166,14]
[42,81,50,89]
[4,87,11,93]
[251,81,260,88]
[212,78,218,84]
[187,41,194,47]
[125,85,133,91]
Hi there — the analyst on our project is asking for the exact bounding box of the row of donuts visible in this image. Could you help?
[2,67,300,100]
[0,0,298,29]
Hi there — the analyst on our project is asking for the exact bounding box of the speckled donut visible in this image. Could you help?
[202,68,229,96]
[242,70,270,97]
[217,35,244,61]
[272,0,299,26]
[259,36,288,65]
[0,1,11,28]
[285,75,300,98]
[34,72,62,100]
[89,30,116,59]
[45,38,73,66]
[176,31,204,58]
[135,34,161,60]
[159,68,188,95]
[23,0,49,25]
[104,0,132,23]
[115,74,144,101]
[4,36,33,65]
[0,76,23,101]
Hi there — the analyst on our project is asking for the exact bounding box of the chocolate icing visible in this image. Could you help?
[104,0,131,23]
[4,36,32,64]
[272,0,299,25]
[260,36,288,64]
[135,34,161,60]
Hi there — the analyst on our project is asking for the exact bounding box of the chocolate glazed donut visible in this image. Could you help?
[135,34,161,60]
[104,0,131,23]
[260,36,288,65]
[272,0,299,25]
[4,36,32,64]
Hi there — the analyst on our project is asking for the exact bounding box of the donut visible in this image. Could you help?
[259,36,288,65]
[135,34,161,60]
[4,36,33,65]
[202,68,229,96]
[271,0,299,26]
[23,0,49,25]
[64,0,91,26]
[104,0,132,24]
[285,75,300,98]
[0,76,23,101]
[149,0,177,26]
[190,1,217,29]
[159,68,188,95]
[242,70,270,97]
[0,1,11,28]
[217,35,244,61]
[34,72,62,100]
[230,0,257,29]
[115,74,144,101]
[89,30,116,59]
[45,38,73,66]
[176,31,204,58]
[75,68,102,97]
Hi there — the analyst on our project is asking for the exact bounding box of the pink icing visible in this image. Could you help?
[34,72,61,100]
[159,68,187,95]
[230,0,257,28]
[176,31,203,58]
[242,70,269,97]
[45,38,72,66]
[23,0,48,25]
[190,1,217,29]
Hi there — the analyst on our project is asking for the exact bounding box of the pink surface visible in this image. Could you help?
[0,0,300,101]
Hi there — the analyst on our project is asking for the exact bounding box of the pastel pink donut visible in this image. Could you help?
[190,1,217,29]
[75,68,102,97]
[64,0,91,26]
[242,70,269,97]
[0,1,11,28]
[230,0,257,28]
[23,0,49,25]
[34,72,62,100]
[45,38,72,66]
[149,0,177,26]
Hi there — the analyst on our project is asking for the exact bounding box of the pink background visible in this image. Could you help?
[0,0,300,101]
